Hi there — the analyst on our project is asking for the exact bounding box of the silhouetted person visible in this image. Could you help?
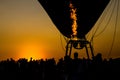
[74,52,78,60]
[95,53,102,63]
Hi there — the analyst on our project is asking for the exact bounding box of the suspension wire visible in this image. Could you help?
[48,24,67,51]
[60,33,66,51]
[94,0,116,38]
[108,0,119,58]
[90,0,114,42]
[63,35,69,43]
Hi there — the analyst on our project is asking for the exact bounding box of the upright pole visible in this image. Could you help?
[69,41,73,57]
[85,45,90,59]
[89,42,94,59]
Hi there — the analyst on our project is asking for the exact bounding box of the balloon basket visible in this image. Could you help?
[65,37,94,60]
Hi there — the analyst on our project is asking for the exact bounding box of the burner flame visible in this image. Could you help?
[69,2,78,39]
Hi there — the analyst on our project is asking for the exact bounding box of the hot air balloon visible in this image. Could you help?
[38,0,110,59]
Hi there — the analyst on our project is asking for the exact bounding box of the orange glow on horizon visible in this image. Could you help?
[69,2,78,38]
[17,42,46,60]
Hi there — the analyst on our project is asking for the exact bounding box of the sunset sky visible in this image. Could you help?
[0,0,120,61]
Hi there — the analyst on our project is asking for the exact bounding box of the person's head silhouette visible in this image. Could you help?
[74,52,78,59]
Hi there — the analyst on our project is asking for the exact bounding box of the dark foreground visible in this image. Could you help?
[0,53,120,80]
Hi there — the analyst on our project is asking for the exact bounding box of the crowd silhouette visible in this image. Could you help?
[0,52,120,80]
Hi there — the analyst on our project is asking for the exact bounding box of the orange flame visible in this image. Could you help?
[69,2,77,38]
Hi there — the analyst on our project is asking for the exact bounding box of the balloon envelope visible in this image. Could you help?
[38,0,110,38]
